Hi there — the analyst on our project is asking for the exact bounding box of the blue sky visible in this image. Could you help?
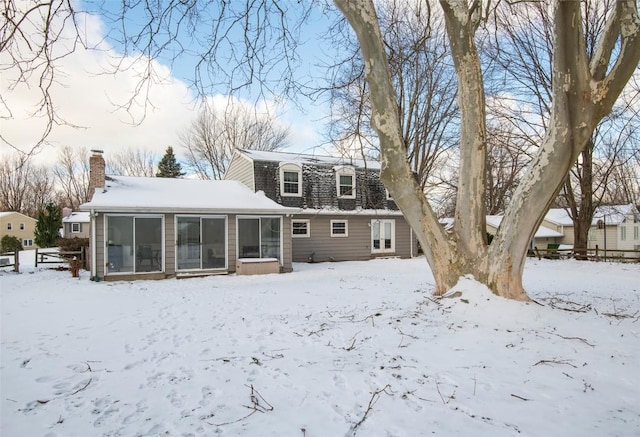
[0,1,345,163]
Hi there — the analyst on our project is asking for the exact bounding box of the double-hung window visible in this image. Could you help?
[6,223,12,231]
[280,164,302,197]
[330,220,348,237]
[19,223,25,230]
[292,220,310,238]
[335,166,356,199]
[72,223,81,233]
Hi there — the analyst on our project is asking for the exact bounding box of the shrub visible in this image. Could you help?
[1,235,23,253]
[58,237,89,252]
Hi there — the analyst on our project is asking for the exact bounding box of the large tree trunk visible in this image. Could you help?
[335,0,640,300]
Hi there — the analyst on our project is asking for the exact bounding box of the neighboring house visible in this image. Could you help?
[225,149,418,263]
[61,209,91,238]
[80,151,298,281]
[0,211,38,249]
[545,204,640,256]
[485,215,564,249]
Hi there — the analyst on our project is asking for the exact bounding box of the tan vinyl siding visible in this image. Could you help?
[393,218,415,258]
[291,214,415,263]
[164,214,175,275]
[282,216,293,272]
[228,215,237,271]
[588,225,619,252]
[0,212,38,248]
[224,153,255,191]
[95,214,106,278]
[558,228,574,246]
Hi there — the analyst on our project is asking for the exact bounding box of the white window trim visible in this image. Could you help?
[371,219,396,254]
[175,214,228,272]
[71,222,81,233]
[236,215,283,264]
[330,220,349,237]
[103,214,165,276]
[335,166,356,199]
[19,223,25,230]
[291,219,310,238]
[23,239,33,247]
[279,163,302,197]
[7,223,12,230]
[385,189,393,200]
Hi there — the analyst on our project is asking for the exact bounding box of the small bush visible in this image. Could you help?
[58,237,89,252]
[1,235,23,253]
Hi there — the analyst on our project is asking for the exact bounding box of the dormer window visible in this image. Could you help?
[335,166,356,199]
[279,163,302,197]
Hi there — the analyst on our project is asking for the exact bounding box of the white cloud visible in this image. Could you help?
[0,7,323,165]
[0,11,198,163]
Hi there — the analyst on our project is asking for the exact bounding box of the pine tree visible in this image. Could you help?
[156,146,185,178]
[34,202,62,248]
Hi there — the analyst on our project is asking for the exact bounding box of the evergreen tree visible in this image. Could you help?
[156,146,185,178]
[34,202,62,248]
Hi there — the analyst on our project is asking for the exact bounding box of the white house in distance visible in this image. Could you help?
[544,204,640,255]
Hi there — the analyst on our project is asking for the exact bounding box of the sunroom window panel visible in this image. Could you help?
[135,217,162,272]
[202,218,226,269]
[107,216,133,273]
[261,218,281,260]
[238,217,281,260]
[177,217,201,270]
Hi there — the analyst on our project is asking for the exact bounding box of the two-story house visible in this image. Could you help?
[0,211,38,249]
[225,149,418,263]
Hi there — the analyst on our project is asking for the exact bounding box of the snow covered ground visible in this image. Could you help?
[1,254,639,436]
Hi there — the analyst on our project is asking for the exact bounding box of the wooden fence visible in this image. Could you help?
[0,251,19,272]
[532,245,640,262]
[35,247,86,268]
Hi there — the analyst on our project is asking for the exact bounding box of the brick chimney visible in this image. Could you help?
[88,149,105,198]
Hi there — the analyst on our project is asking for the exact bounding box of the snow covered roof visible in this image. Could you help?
[545,204,637,226]
[237,149,382,170]
[486,215,564,239]
[592,204,637,225]
[80,175,298,214]
[0,211,35,220]
[544,208,574,226]
[299,208,404,216]
[62,212,90,223]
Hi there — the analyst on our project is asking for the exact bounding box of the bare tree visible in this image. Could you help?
[485,122,531,215]
[0,1,88,154]
[180,104,290,180]
[0,153,54,216]
[107,147,157,177]
[337,0,639,298]
[53,145,91,210]
[2,0,639,299]
[488,0,640,258]
[326,0,459,192]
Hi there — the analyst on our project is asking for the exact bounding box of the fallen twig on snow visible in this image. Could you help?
[533,359,577,368]
[210,384,273,427]
[346,384,393,436]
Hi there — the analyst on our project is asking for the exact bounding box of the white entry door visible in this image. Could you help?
[371,219,395,254]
